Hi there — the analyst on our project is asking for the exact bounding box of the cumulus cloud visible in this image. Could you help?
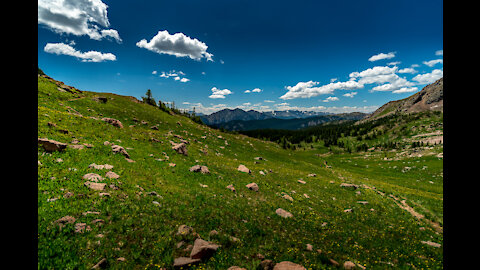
[435,50,443,56]
[343,92,357,98]
[280,80,363,100]
[322,96,339,102]
[245,88,262,93]
[44,42,116,62]
[152,70,157,75]
[412,69,443,84]
[209,87,232,99]
[244,90,251,93]
[368,52,396,62]
[159,70,189,82]
[38,0,121,42]
[136,30,213,61]
[392,87,419,94]
[423,59,443,67]
[398,68,417,74]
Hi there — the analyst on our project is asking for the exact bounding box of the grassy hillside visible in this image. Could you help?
[38,74,443,269]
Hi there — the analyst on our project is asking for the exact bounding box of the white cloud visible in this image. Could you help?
[322,96,339,102]
[343,92,357,98]
[209,87,232,99]
[244,90,251,93]
[220,60,225,64]
[392,87,419,94]
[370,77,415,92]
[423,59,443,67]
[44,42,116,62]
[201,72,206,75]
[264,100,275,103]
[387,61,401,66]
[180,78,190,83]
[412,69,443,84]
[136,30,213,61]
[398,68,417,74]
[38,0,121,42]
[280,80,363,100]
[435,50,443,56]
[411,64,420,68]
[159,70,189,82]
[152,70,157,75]
[245,88,262,93]
[368,52,396,62]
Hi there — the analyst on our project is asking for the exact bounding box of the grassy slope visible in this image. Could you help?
[38,76,443,269]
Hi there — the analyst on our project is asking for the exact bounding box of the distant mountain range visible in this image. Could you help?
[209,112,368,131]
[200,109,330,126]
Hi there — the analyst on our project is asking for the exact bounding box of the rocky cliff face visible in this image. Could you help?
[359,78,443,123]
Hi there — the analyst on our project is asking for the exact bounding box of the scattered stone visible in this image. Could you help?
[421,241,441,248]
[306,244,313,251]
[38,138,67,152]
[357,201,368,205]
[237,164,251,173]
[151,126,159,130]
[297,179,306,184]
[83,143,94,148]
[246,183,259,192]
[105,171,120,179]
[69,144,85,150]
[56,158,63,163]
[63,192,74,198]
[84,181,106,191]
[189,165,210,174]
[74,223,91,233]
[343,261,356,269]
[226,184,236,192]
[340,183,359,189]
[102,117,123,128]
[344,209,353,213]
[329,259,340,267]
[125,158,135,163]
[169,163,176,167]
[228,267,246,270]
[307,173,316,177]
[82,211,100,216]
[259,171,266,175]
[190,238,220,260]
[273,261,306,270]
[173,257,200,268]
[209,230,219,237]
[172,143,188,156]
[83,173,104,182]
[275,208,293,218]
[99,193,110,197]
[254,157,263,160]
[89,163,114,170]
[282,194,294,201]
[117,257,126,262]
[111,145,130,158]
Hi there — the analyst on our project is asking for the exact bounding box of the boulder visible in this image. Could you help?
[259,259,275,270]
[190,238,220,260]
[343,261,356,269]
[102,117,123,128]
[172,143,188,156]
[111,145,130,158]
[237,164,251,173]
[275,208,293,218]
[173,257,200,268]
[38,138,67,152]
[84,181,106,191]
[82,173,104,182]
[105,171,120,179]
[273,261,306,270]
[228,267,247,270]
[246,183,259,192]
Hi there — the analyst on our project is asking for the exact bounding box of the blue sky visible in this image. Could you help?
[38,0,443,115]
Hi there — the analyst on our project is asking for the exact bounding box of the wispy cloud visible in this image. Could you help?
[44,42,116,62]
[423,59,443,67]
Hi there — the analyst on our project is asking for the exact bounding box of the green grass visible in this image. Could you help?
[38,75,443,269]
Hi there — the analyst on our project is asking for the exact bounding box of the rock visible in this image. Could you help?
[54,216,76,229]
[105,171,120,179]
[172,143,188,156]
[74,223,91,233]
[306,244,313,251]
[282,194,293,201]
[273,261,306,270]
[151,126,159,130]
[56,158,63,163]
[92,96,108,103]
[226,184,236,192]
[246,183,259,192]
[111,145,130,158]
[189,165,210,174]
[190,238,220,259]
[169,163,176,167]
[89,163,114,170]
[38,138,67,152]
[83,173,104,182]
[259,171,266,175]
[254,157,263,160]
[297,180,306,184]
[259,259,275,270]
[344,261,356,269]
[329,259,340,267]
[84,181,106,191]
[69,144,85,150]
[275,208,293,218]
[421,240,441,248]
[116,257,126,262]
[125,158,135,163]
[340,183,359,189]
[237,164,251,173]
[102,117,123,128]
[344,209,353,213]
[357,201,368,205]
[307,173,316,177]
[209,230,219,237]
[63,192,74,198]
[228,267,246,270]
[173,257,200,267]
[92,258,108,269]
